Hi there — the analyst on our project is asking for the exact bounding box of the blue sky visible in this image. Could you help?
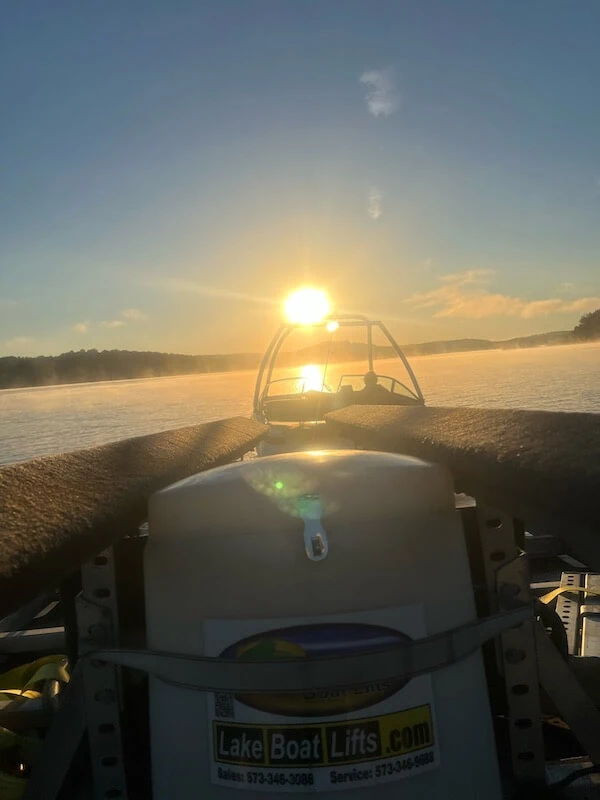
[1,0,599,356]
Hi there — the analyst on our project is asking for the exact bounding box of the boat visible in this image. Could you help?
[253,291,424,455]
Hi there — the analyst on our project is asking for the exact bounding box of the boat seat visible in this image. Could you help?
[352,392,421,407]
[263,391,337,422]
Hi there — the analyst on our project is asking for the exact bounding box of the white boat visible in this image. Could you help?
[253,311,424,455]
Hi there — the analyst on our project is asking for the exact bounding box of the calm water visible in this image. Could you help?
[1,342,599,466]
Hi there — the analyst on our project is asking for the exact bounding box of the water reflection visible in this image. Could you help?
[299,364,327,393]
[1,343,599,465]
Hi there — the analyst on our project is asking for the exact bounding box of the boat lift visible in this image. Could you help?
[1,410,600,797]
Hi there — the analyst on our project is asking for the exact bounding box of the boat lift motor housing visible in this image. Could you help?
[145,450,502,798]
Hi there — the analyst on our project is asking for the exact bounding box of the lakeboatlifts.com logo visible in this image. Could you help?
[209,617,440,791]
[214,704,434,768]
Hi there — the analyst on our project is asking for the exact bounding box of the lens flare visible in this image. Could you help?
[284,288,330,325]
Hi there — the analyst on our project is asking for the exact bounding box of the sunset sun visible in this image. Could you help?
[284,288,331,325]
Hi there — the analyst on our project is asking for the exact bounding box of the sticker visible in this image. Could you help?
[205,606,439,792]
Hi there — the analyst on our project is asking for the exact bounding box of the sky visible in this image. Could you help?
[1,0,600,357]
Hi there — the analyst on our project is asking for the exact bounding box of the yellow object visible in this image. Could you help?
[0,769,28,800]
[0,726,43,800]
[0,656,69,799]
[540,585,600,605]
[0,655,68,703]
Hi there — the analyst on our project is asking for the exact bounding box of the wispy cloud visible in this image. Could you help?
[0,297,18,309]
[97,309,146,329]
[121,308,146,321]
[5,336,33,349]
[360,68,398,117]
[146,277,276,307]
[73,322,89,333]
[405,270,600,319]
[367,187,383,219]
[100,319,126,329]
[439,269,494,286]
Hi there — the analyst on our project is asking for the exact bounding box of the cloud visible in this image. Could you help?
[121,308,146,321]
[367,187,383,219]
[439,268,495,286]
[0,297,18,309]
[559,296,600,312]
[146,277,275,307]
[405,270,600,319]
[360,68,398,117]
[100,320,126,329]
[73,322,89,333]
[4,336,33,351]
[6,336,33,346]
[95,309,146,329]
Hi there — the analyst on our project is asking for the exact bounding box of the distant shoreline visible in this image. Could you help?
[1,329,593,391]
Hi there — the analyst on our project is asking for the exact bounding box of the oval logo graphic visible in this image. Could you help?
[219,623,412,717]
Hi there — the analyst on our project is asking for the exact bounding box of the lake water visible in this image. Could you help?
[1,342,599,466]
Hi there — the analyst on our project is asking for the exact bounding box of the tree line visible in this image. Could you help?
[1,309,598,390]
[0,349,260,390]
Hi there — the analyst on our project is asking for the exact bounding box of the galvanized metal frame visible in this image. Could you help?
[555,571,583,655]
[76,547,128,800]
[535,623,600,766]
[0,626,65,653]
[477,505,546,786]
[580,573,600,658]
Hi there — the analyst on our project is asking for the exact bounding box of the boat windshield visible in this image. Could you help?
[255,318,423,423]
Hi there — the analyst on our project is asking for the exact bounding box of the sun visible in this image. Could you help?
[284,288,330,325]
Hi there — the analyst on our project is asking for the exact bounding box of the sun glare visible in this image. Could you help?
[300,364,325,392]
[284,288,330,325]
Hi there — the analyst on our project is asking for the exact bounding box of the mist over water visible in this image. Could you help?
[1,343,598,466]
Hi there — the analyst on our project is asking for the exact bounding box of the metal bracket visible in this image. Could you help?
[76,547,128,800]
[555,572,583,655]
[535,622,600,766]
[477,505,546,786]
[298,495,329,561]
[580,573,600,657]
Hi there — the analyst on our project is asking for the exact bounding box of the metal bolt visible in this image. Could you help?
[311,535,325,558]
